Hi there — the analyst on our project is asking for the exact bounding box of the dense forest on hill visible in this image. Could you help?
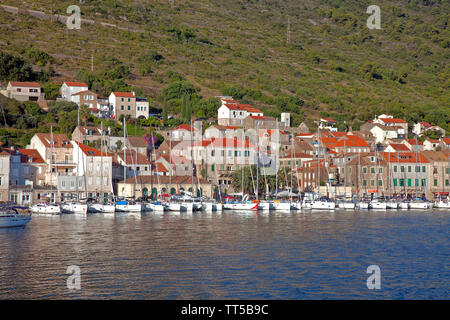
[0,0,448,138]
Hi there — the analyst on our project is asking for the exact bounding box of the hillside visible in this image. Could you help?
[0,0,449,133]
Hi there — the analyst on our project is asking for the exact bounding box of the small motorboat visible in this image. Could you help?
[0,208,32,228]
[30,202,61,215]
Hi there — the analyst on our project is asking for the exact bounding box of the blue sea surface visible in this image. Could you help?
[0,210,448,299]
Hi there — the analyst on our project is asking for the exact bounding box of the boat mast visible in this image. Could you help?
[123,117,126,199]
[101,122,104,203]
[275,120,279,200]
[256,123,259,200]
[317,125,321,198]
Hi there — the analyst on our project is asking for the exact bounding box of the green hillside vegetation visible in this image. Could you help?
[0,0,448,137]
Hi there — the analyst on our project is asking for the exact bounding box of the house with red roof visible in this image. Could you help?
[401,139,424,151]
[4,81,44,102]
[331,135,370,154]
[413,121,445,137]
[217,97,263,126]
[440,137,450,150]
[423,139,440,151]
[71,141,113,199]
[108,91,137,120]
[60,81,89,101]
[374,115,408,133]
[384,143,411,153]
[380,151,431,198]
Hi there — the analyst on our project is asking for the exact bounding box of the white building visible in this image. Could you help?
[217,98,263,126]
[60,81,89,101]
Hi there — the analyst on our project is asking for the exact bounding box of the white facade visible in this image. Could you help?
[60,82,89,101]
[217,99,263,126]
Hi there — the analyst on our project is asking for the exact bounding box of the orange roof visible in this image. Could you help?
[442,138,450,145]
[173,124,197,132]
[330,132,348,137]
[35,133,72,148]
[155,162,168,173]
[387,143,410,151]
[405,139,423,146]
[225,104,262,113]
[221,99,238,103]
[75,142,108,157]
[19,149,45,163]
[333,136,369,148]
[71,90,96,96]
[321,137,338,144]
[9,81,41,87]
[321,118,337,122]
[64,81,88,87]
[379,118,407,124]
[426,139,440,143]
[380,152,429,164]
[112,92,135,98]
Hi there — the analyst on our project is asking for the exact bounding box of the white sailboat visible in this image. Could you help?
[409,136,429,210]
[339,139,355,209]
[369,149,387,210]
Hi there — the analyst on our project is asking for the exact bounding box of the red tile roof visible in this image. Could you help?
[64,81,88,87]
[321,118,337,122]
[155,162,168,173]
[9,81,41,87]
[387,143,410,151]
[380,152,429,163]
[112,92,135,98]
[173,124,197,132]
[71,90,96,96]
[419,121,432,128]
[442,138,450,145]
[225,104,262,113]
[333,136,369,148]
[35,133,72,148]
[379,118,407,124]
[19,149,45,163]
[75,142,108,157]
[405,139,423,146]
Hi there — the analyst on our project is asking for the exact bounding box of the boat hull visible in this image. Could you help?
[223,202,258,210]
[0,214,31,228]
[115,204,142,212]
[311,201,336,210]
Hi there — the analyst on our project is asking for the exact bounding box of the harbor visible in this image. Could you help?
[1,209,448,299]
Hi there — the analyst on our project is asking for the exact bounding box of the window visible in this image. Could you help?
[408,179,412,187]
[370,180,375,186]
[121,98,124,102]
[408,166,412,173]
[422,166,426,173]
[211,164,215,172]
[393,179,397,187]
[370,167,375,174]
[400,179,404,186]
[433,167,438,174]
[394,166,397,173]
[363,167,367,173]
[121,106,124,110]
[421,179,426,187]
[228,150,232,157]
[128,106,131,110]
[378,180,382,186]
[363,180,367,186]
[434,179,438,186]
[415,166,420,173]
[128,98,130,102]
[378,168,382,174]
[446,179,449,186]
[415,179,419,187]
[401,166,405,172]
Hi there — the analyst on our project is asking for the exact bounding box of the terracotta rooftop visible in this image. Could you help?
[35,133,72,148]
[19,149,45,163]
[9,81,41,87]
